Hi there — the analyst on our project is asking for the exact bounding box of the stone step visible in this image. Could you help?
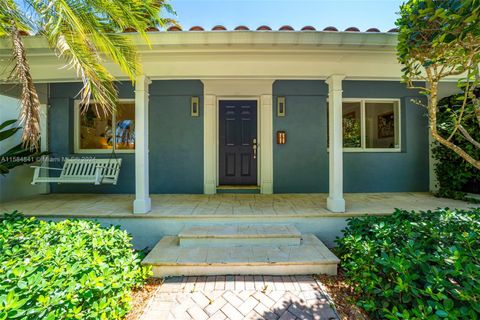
[216,185,261,194]
[178,225,301,247]
[142,234,340,277]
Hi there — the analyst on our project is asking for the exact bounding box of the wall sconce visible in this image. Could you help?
[191,97,199,117]
[277,96,286,117]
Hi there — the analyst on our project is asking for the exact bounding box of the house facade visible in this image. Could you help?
[1,26,460,213]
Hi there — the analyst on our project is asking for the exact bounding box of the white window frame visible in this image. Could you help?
[327,98,402,153]
[74,99,136,154]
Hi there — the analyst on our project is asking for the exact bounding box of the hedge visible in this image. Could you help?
[0,212,150,319]
[336,208,480,319]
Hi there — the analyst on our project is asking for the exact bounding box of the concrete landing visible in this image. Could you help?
[179,225,301,247]
[142,234,340,277]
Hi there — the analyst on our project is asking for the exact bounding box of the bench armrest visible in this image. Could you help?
[30,166,63,171]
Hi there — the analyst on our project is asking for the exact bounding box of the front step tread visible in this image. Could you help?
[179,225,301,239]
[142,234,340,267]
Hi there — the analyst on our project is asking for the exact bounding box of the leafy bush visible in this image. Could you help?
[0,212,151,319]
[432,91,480,201]
[336,208,480,319]
[0,120,48,175]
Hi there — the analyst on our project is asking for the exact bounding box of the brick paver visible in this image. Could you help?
[140,276,339,320]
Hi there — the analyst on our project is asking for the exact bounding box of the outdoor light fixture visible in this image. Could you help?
[191,97,199,117]
[277,96,286,117]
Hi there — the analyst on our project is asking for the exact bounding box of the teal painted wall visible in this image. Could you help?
[44,215,349,249]
[149,81,204,193]
[48,80,203,194]
[273,80,429,193]
[273,81,329,193]
[342,81,429,192]
[49,79,428,194]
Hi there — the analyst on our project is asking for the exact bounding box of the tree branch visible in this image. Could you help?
[458,125,480,149]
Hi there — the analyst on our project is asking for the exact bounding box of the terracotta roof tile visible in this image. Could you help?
[30,24,399,35]
[257,25,272,30]
[279,25,294,31]
[301,26,316,31]
[345,27,360,32]
[123,27,137,33]
[167,26,182,31]
[189,26,204,31]
[323,26,338,32]
[212,25,227,31]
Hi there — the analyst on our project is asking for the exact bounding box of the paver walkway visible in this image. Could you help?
[140,276,339,320]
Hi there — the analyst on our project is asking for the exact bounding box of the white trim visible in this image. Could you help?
[202,80,274,194]
[39,104,50,194]
[203,94,217,194]
[328,98,402,152]
[260,94,273,194]
[73,99,136,154]
[133,75,151,214]
[326,75,346,213]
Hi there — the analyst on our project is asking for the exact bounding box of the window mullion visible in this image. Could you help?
[112,110,116,152]
[360,100,366,150]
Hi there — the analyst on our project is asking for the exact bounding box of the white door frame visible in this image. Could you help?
[202,80,273,194]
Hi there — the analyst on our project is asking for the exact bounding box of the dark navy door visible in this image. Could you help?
[219,100,258,185]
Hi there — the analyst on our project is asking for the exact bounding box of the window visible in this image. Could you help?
[342,102,361,148]
[329,99,400,151]
[75,100,135,153]
[364,102,399,149]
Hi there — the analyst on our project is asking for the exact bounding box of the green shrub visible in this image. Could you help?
[336,208,480,319]
[0,212,151,319]
[432,91,480,201]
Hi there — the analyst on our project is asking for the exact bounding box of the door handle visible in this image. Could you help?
[253,138,257,159]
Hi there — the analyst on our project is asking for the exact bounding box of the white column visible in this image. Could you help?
[133,75,152,213]
[39,104,49,194]
[203,94,217,194]
[326,75,346,212]
[260,94,273,194]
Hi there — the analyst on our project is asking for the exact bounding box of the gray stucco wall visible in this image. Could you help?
[48,80,203,194]
[273,81,329,193]
[273,80,429,193]
[44,215,348,249]
[148,81,204,193]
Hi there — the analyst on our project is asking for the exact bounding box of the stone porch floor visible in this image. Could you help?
[0,192,478,218]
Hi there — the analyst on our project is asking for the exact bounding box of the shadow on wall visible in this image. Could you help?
[0,84,49,202]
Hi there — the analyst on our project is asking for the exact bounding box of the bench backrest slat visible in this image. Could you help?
[60,159,122,180]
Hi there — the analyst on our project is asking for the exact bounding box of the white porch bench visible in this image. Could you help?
[31,158,122,185]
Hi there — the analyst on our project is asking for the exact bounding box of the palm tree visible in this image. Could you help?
[0,0,175,149]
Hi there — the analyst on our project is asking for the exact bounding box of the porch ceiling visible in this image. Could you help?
[1,193,477,219]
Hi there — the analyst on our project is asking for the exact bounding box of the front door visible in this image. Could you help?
[219,100,258,185]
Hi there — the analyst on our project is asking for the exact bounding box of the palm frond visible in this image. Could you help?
[30,0,171,117]
[10,25,41,150]
[3,0,174,147]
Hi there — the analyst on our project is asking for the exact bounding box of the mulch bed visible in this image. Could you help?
[316,270,370,320]
[126,278,163,320]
